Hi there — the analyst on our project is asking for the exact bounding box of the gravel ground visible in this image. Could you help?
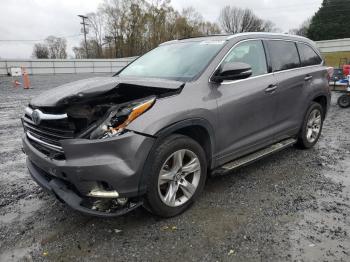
[0,74,349,262]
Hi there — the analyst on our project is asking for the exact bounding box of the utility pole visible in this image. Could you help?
[78,15,89,58]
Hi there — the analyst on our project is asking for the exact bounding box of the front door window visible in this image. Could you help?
[223,40,268,77]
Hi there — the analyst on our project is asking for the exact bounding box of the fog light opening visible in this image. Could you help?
[116,197,128,206]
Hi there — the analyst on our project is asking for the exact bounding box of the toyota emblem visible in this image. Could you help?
[31,109,42,125]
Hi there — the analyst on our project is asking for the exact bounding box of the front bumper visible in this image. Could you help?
[27,159,143,217]
[23,131,155,216]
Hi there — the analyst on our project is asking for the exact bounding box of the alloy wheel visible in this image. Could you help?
[306,109,322,143]
[158,149,201,207]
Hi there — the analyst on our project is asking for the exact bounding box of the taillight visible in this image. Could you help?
[327,67,334,82]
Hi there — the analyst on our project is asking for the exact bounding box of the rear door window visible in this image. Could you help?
[297,43,323,66]
[223,40,267,77]
[267,40,300,72]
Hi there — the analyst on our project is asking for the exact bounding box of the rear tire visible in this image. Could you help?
[144,134,207,218]
[338,94,350,108]
[296,102,324,149]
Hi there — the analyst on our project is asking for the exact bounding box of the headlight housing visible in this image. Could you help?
[90,97,156,139]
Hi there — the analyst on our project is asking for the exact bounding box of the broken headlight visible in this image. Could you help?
[90,97,155,139]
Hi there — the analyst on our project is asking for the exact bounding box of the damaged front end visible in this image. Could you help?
[88,96,156,139]
[26,158,143,217]
[22,77,184,216]
[23,79,183,159]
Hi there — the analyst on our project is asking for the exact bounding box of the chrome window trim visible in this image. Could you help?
[26,131,64,152]
[209,38,323,85]
[220,72,273,85]
[25,107,68,120]
[220,65,323,85]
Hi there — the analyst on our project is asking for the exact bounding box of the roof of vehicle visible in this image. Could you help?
[161,32,314,46]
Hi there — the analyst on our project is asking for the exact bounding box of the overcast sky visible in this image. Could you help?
[0,0,323,59]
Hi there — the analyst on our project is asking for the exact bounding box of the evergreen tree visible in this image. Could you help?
[308,0,350,41]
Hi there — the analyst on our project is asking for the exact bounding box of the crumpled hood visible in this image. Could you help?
[30,76,184,107]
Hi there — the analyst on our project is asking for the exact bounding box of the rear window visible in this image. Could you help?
[267,40,300,72]
[297,43,322,67]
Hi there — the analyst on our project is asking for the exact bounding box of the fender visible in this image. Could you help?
[156,118,215,144]
[297,91,330,134]
[310,91,331,112]
[305,91,331,120]
[138,118,216,195]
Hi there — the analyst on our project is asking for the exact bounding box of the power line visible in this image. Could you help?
[0,34,82,42]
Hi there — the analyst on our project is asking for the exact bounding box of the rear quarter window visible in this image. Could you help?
[297,43,323,67]
[267,40,301,72]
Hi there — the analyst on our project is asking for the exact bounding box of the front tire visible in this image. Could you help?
[338,94,350,108]
[296,102,324,149]
[144,134,207,217]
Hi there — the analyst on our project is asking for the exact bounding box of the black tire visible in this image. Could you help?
[143,134,207,218]
[296,102,324,149]
[338,94,350,108]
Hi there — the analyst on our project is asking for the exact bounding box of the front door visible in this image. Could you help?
[215,40,278,165]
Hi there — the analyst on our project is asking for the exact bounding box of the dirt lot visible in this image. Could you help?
[0,74,349,262]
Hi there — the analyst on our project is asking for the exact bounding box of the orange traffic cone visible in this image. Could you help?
[21,67,31,89]
[13,80,21,88]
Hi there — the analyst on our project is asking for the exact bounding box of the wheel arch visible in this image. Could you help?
[312,95,328,118]
[138,118,216,195]
[154,118,216,168]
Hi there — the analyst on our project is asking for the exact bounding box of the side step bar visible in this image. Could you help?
[214,138,297,174]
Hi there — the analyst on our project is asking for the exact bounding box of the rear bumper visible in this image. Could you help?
[23,131,155,216]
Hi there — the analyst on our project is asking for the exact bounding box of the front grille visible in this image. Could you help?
[23,108,76,159]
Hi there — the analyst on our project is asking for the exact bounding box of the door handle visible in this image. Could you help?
[265,84,278,94]
[304,75,313,81]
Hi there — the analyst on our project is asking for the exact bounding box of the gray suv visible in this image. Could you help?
[22,33,331,217]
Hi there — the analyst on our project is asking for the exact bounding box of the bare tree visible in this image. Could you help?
[87,10,105,58]
[146,0,174,50]
[73,41,86,59]
[289,18,311,37]
[179,7,203,37]
[45,36,67,59]
[101,0,126,58]
[73,39,103,58]
[32,43,49,58]
[73,0,226,58]
[198,21,221,35]
[219,6,275,34]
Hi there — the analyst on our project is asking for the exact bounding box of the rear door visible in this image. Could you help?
[215,40,278,165]
[296,42,325,116]
[265,40,305,141]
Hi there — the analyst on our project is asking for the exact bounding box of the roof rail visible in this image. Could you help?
[161,32,310,46]
[177,34,231,40]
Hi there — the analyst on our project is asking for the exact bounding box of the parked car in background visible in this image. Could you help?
[22,33,331,217]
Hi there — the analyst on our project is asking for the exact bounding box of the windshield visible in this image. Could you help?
[118,40,226,81]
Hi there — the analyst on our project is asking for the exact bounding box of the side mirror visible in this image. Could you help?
[211,62,252,83]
